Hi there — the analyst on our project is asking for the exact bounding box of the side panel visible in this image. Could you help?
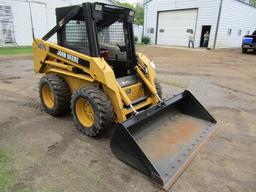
[33,39,128,122]
[56,75,98,93]
[33,42,160,123]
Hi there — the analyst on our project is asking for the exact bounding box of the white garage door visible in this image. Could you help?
[157,9,198,46]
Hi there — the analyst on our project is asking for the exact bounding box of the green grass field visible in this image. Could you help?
[0,45,147,56]
[0,46,32,55]
[0,149,15,192]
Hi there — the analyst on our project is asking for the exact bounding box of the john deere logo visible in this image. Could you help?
[57,50,79,64]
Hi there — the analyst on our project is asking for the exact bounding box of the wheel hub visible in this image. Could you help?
[42,84,55,108]
[75,98,94,128]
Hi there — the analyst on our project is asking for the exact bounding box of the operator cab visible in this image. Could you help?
[55,2,136,78]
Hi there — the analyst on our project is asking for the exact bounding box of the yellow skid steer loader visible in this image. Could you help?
[32,3,217,190]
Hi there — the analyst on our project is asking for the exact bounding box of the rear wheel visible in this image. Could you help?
[39,75,70,116]
[71,87,113,137]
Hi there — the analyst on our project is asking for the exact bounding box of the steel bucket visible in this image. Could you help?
[110,90,217,190]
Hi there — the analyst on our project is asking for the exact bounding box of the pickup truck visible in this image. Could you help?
[242,31,256,53]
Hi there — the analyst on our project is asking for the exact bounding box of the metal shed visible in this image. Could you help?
[143,0,256,48]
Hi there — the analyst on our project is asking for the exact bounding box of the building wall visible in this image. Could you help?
[143,0,220,48]
[0,0,116,46]
[144,0,256,48]
[0,1,16,45]
[216,0,256,48]
[11,1,51,46]
[133,24,143,43]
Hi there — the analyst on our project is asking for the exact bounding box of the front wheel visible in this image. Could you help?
[71,87,113,137]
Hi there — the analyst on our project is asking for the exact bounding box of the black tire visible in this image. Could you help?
[242,48,247,54]
[71,87,113,137]
[155,79,163,99]
[39,74,70,116]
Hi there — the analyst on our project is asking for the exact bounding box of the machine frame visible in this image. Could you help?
[34,2,160,123]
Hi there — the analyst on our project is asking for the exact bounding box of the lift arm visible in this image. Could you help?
[42,6,81,41]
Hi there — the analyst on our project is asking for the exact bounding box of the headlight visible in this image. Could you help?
[150,61,156,69]
[129,10,135,16]
[95,4,103,11]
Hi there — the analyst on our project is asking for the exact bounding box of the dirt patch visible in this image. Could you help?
[0,116,20,129]
[0,76,22,85]
[0,76,21,80]
[0,48,255,192]
[21,99,43,112]
[1,80,12,84]
[0,54,32,61]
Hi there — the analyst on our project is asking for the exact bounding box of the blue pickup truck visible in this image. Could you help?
[242,30,256,53]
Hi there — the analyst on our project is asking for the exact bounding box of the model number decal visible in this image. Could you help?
[57,50,79,64]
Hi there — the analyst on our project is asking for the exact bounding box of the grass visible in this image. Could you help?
[0,45,147,56]
[0,46,32,55]
[0,149,15,192]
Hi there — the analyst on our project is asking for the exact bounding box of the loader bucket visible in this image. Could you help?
[110,90,217,190]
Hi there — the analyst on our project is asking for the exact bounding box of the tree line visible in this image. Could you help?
[251,0,256,6]
[116,1,144,25]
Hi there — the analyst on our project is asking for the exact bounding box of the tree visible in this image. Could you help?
[250,0,256,6]
[116,1,144,25]
[134,3,144,25]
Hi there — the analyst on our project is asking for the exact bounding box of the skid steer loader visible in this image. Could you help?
[32,2,217,190]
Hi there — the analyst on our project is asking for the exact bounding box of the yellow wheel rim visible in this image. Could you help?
[75,98,94,128]
[42,84,55,109]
